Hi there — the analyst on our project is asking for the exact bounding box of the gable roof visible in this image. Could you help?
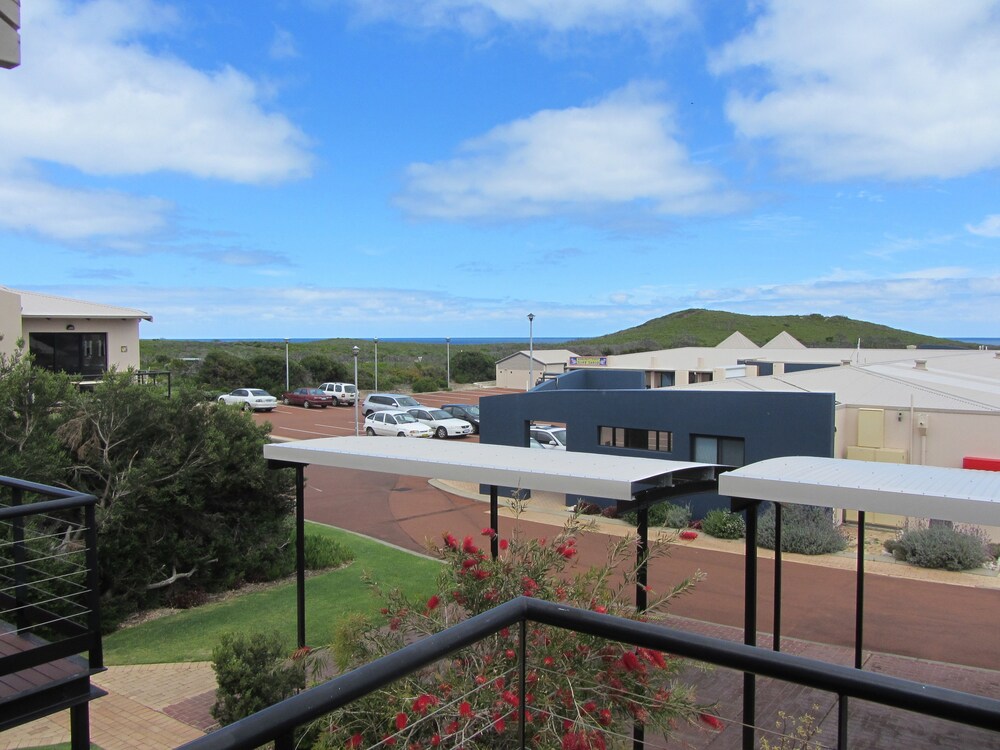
[497,349,579,366]
[10,288,152,321]
[763,331,806,349]
[716,331,758,348]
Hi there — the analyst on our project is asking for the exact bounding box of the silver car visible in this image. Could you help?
[407,407,474,439]
[217,388,278,412]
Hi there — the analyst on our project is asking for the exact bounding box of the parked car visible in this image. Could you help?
[406,407,474,439]
[364,409,433,438]
[362,393,423,416]
[530,424,567,450]
[217,388,277,412]
[281,387,334,409]
[317,382,357,406]
[440,403,480,434]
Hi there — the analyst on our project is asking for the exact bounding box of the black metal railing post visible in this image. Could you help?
[773,502,782,652]
[84,502,103,667]
[296,465,306,649]
[519,619,527,749]
[11,486,28,632]
[742,499,760,750]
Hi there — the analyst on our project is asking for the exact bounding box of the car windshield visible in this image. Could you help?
[396,396,420,407]
[428,409,452,420]
[248,389,270,396]
[396,413,418,424]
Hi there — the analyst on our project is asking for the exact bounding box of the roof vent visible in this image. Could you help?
[914,359,927,370]
[840,359,852,366]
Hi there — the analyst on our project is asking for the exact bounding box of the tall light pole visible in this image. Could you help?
[445,336,451,390]
[374,337,379,392]
[527,313,535,390]
[284,338,290,391]
[352,345,360,436]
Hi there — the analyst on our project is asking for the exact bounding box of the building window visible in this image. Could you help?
[600,426,672,453]
[688,371,712,384]
[692,435,745,466]
[29,333,107,376]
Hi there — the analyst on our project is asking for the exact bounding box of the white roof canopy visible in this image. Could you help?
[264,436,720,501]
[721,456,1000,526]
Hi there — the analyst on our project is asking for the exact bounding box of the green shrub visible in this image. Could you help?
[304,534,355,571]
[623,502,690,529]
[702,508,746,539]
[883,526,989,571]
[211,630,305,726]
[758,505,847,555]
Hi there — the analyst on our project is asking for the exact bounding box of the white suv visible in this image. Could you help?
[317,382,357,406]
[362,393,422,416]
[530,425,567,450]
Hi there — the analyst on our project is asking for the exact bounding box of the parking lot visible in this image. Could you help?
[252,386,524,441]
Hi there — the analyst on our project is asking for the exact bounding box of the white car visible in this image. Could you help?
[364,409,433,438]
[530,425,567,450]
[218,388,278,412]
[407,407,474,439]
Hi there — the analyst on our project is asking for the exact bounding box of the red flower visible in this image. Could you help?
[481,527,496,537]
[425,594,440,611]
[620,651,641,672]
[347,735,363,748]
[462,536,478,554]
[412,694,438,715]
[395,712,409,730]
[443,533,458,549]
[543,656,555,667]
[493,716,506,733]
[699,712,724,730]
[499,539,509,551]
[459,701,474,718]
[680,529,698,540]
[445,721,459,734]
[430,734,441,746]
[592,604,607,614]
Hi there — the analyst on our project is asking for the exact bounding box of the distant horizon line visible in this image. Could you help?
[141,336,998,345]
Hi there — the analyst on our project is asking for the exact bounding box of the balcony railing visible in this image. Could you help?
[0,476,104,734]
[178,596,1000,750]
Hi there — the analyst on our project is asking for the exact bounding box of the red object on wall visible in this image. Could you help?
[963,456,1000,471]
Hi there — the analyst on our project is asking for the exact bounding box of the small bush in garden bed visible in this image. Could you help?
[623,502,691,529]
[576,501,602,515]
[312,505,712,748]
[701,508,746,539]
[600,505,618,519]
[757,505,848,556]
[883,525,989,571]
[211,630,306,726]
[305,533,355,571]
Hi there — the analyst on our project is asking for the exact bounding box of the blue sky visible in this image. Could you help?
[3,0,1000,340]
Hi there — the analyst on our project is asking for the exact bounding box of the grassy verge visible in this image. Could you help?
[102,524,441,664]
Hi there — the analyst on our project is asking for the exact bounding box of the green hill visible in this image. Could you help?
[566,309,972,354]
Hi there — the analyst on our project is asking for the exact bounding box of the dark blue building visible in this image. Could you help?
[478,369,835,514]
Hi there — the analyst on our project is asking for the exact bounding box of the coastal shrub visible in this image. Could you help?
[412,375,445,393]
[883,526,989,571]
[758,505,847,556]
[600,505,618,519]
[211,630,306,726]
[316,511,712,748]
[576,500,602,515]
[450,350,495,383]
[701,508,746,539]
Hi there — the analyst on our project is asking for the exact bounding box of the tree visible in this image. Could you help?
[198,350,246,390]
[299,355,349,385]
[451,351,495,383]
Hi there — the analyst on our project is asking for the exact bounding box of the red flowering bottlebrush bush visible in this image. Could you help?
[309,506,711,748]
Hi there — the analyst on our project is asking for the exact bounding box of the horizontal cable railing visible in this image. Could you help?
[0,477,103,671]
[178,596,1000,750]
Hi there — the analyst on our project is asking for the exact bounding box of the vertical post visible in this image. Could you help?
[12,488,27,631]
[296,465,306,649]
[70,702,90,750]
[85,502,103,667]
[633,503,649,750]
[374,337,379,392]
[490,486,499,559]
[284,338,290,392]
[855,510,866,669]
[446,337,450,389]
[352,346,360,436]
[527,313,535,390]
[773,502,782,652]
[742,500,759,750]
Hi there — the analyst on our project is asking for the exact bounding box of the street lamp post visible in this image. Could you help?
[353,345,360,436]
[446,337,450,390]
[527,313,535,390]
[284,338,290,392]
[374,337,379,392]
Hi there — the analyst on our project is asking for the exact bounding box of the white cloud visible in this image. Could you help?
[0,0,312,246]
[269,27,300,60]
[339,0,692,34]
[398,84,743,221]
[967,214,1000,238]
[711,0,1000,181]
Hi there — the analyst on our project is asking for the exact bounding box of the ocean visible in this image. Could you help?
[179,337,574,345]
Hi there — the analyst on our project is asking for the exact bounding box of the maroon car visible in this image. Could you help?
[281,387,334,409]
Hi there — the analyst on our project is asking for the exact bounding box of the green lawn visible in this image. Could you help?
[102,523,442,664]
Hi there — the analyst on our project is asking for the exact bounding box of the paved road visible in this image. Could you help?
[255,389,1000,673]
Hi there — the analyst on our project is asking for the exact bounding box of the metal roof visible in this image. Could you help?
[720,456,1000,526]
[11,288,152,320]
[263,436,720,501]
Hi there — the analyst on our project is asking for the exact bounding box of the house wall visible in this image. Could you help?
[22,317,143,371]
[0,287,21,360]
[479,386,835,514]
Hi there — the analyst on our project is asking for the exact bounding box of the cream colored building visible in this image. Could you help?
[0,287,152,374]
[496,349,579,389]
